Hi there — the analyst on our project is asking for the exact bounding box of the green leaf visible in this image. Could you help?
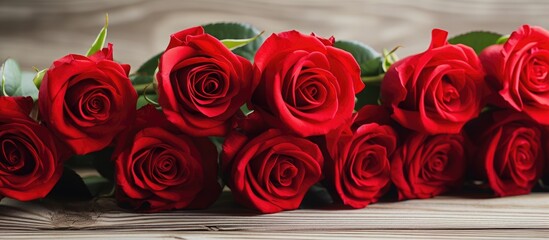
[32,68,47,88]
[355,83,381,110]
[209,136,224,153]
[333,40,382,76]
[64,147,115,181]
[382,46,400,72]
[203,22,265,61]
[91,147,115,182]
[496,35,510,45]
[83,175,113,197]
[86,14,109,56]
[220,30,265,50]
[131,52,162,86]
[47,167,93,201]
[240,104,252,115]
[136,93,158,109]
[0,59,39,100]
[130,53,160,102]
[448,31,503,54]
[131,52,161,108]
[302,184,333,207]
[1,62,11,96]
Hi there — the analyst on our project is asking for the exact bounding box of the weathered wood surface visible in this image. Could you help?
[1,192,549,239]
[2,0,549,71]
[2,0,549,238]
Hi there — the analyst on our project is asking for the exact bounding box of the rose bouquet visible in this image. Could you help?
[1,16,548,213]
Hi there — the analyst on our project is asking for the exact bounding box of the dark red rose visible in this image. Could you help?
[322,121,396,208]
[0,96,64,201]
[381,29,486,134]
[221,129,323,213]
[156,26,254,137]
[39,44,137,155]
[114,105,221,212]
[391,133,466,200]
[249,30,364,137]
[480,25,549,124]
[468,110,544,197]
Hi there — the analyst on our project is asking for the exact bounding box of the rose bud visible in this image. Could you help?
[156,26,254,137]
[39,44,137,155]
[0,96,64,201]
[114,105,221,212]
[322,121,397,208]
[221,129,323,213]
[467,110,544,197]
[249,30,364,137]
[480,25,549,125]
[391,133,466,200]
[381,29,486,134]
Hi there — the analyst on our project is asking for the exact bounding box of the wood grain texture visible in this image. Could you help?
[0,192,548,238]
[3,230,549,240]
[1,1,549,238]
[1,0,549,71]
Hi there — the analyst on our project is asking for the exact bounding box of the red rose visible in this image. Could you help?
[221,129,323,213]
[467,110,544,196]
[39,44,137,155]
[156,26,254,137]
[381,29,485,134]
[0,96,64,201]
[114,105,221,212]
[480,25,549,124]
[322,121,396,208]
[353,104,395,129]
[391,133,466,200]
[250,30,364,137]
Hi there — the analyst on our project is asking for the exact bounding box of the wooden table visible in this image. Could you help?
[1,0,549,239]
[1,191,548,239]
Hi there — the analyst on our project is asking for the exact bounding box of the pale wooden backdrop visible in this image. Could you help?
[1,0,549,71]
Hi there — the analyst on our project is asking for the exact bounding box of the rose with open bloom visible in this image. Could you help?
[114,105,221,212]
[322,117,396,208]
[391,133,466,200]
[0,96,64,201]
[39,44,137,155]
[156,26,254,137]
[480,25,549,124]
[467,110,544,197]
[381,29,486,134]
[221,129,323,213]
[249,30,364,137]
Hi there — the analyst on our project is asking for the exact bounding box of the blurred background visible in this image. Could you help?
[1,0,549,70]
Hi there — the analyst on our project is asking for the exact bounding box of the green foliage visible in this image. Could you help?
[86,14,109,56]
[221,30,265,50]
[32,68,47,88]
[496,35,510,45]
[334,40,382,77]
[131,52,162,86]
[1,59,39,100]
[333,40,387,109]
[59,148,116,199]
[448,31,503,54]
[203,22,265,61]
[47,167,93,201]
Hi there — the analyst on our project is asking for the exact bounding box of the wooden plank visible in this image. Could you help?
[1,192,548,233]
[2,1,549,238]
[3,229,549,240]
